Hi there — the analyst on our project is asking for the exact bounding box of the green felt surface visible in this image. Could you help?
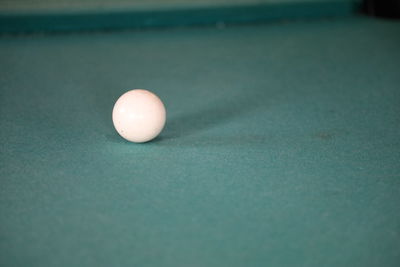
[0,0,359,12]
[1,17,400,267]
[0,0,361,33]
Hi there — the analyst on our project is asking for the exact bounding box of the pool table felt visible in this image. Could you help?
[1,17,400,267]
[0,0,361,33]
[0,0,362,13]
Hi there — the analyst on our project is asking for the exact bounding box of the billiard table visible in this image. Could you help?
[1,1,399,266]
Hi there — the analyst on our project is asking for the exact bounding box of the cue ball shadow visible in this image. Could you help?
[155,90,267,146]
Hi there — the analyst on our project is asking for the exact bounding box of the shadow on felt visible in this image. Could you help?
[157,90,268,144]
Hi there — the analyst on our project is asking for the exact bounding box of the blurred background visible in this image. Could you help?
[0,0,399,33]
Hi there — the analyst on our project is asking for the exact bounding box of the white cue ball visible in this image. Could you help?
[112,89,166,143]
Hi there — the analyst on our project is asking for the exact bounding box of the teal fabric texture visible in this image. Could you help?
[0,0,361,33]
[0,17,400,267]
